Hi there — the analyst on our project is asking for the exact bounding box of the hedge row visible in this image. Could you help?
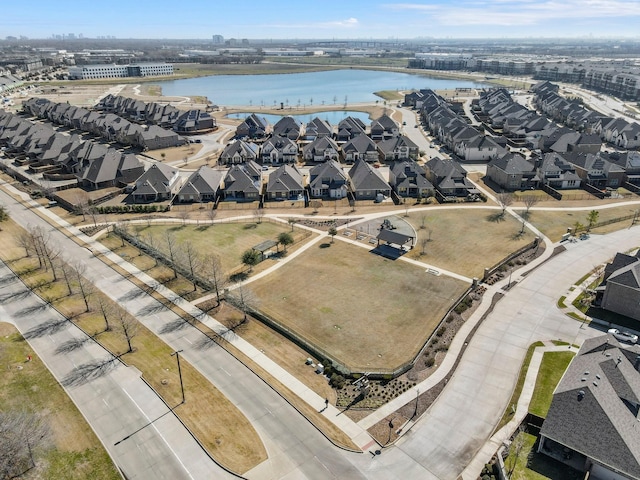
[96,204,169,214]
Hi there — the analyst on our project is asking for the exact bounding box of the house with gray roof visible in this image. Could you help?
[272,116,302,140]
[219,139,260,165]
[173,110,216,134]
[176,166,224,203]
[348,158,391,201]
[266,164,304,201]
[342,134,379,163]
[389,160,434,199]
[425,157,478,199]
[539,334,640,479]
[598,251,640,323]
[260,136,298,165]
[370,114,398,141]
[564,152,626,190]
[303,117,332,140]
[486,153,538,191]
[377,135,419,162]
[336,117,367,142]
[235,114,271,139]
[308,160,348,199]
[222,162,262,201]
[135,125,184,150]
[302,136,340,163]
[78,151,144,190]
[132,163,182,203]
[537,153,581,190]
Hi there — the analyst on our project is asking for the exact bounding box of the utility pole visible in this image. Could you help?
[171,350,185,404]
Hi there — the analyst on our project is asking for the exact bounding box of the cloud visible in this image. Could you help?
[384,0,640,26]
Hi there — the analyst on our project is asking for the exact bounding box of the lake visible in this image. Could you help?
[226,110,372,125]
[155,69,486,107]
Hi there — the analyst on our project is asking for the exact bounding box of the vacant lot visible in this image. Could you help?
[0,323,120,480]
[131,221,308,275]
[528,206,639,241]
[251,241,468,371]
[405,208,535,278]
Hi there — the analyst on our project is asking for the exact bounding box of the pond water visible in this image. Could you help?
[226,110,372,125]
[155,69,486,107]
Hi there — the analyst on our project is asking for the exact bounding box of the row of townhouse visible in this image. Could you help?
[235,113,400,143]
[95,94,216,134]
[0,110,144,189]
[220,120,419,166]
[23,98,185,151]
[149,157,437,206]
[487,149,638,192]
[533,81,640,150]
[475,87,604,155]
[412,89,505,162]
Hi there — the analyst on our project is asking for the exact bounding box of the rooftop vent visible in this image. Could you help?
[578,390,585,401]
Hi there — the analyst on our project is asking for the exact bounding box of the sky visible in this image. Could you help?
[4,0,640,40]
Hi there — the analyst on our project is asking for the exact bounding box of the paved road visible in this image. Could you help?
[0,186,370,480]
[0,261,225,480]
[394,226,640,480]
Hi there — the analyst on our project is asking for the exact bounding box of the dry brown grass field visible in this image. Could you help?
[250,240,468,371]
[404,208,535,278]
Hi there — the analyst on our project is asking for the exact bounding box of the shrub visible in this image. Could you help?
[446,315,454,323]
[425,357,435,367]
[436,326,446,337]
[329,373,346,389]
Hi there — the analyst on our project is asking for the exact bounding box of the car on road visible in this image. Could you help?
[608,328,638,344]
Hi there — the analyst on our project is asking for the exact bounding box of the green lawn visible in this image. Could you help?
[250,240,469,371]
[529,351,575,418]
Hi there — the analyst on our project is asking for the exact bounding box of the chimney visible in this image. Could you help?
[635,355,640,372]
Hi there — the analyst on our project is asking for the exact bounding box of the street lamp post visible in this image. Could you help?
[171,350,185,404]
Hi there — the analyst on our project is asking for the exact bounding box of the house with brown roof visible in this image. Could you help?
[132,163,182,203]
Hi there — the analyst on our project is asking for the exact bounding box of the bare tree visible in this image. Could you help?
[178,206,190,226]
[28,226,60,280]
[521,195,539,218]
[497,192,514,217]
[87,205,99,228]
[420,237,428,255]
[115,222,129,247]
[95,295,113,331]
[114,307,138,354]
[207,255,227,307]
[144,233,159,267]
[310,200,322,214]
[72,261,94,312]
[506,425,530,478]
[164,231,180,279]
[420,215,427,230]
[207,207,217,225]
[57,258,74,296]
[288,218,297,231]
[183,241,201,291]
[74,191,90,221]
[233,284,258,323]
[14,230,35,258]
[253,207,264,224]
[0,411,51,478]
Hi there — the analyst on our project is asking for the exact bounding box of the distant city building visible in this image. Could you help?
[68,63,173,80]
[212,35,224,44]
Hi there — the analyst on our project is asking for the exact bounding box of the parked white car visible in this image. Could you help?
[608,328,638,344]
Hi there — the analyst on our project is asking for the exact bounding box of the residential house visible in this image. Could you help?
[173,110,216,134]
[235,113,270,139]
[608,151,640,186]
[538,334,640,480]
[537,153,582,190]
[377,135,419,162]
[342,134,379,163]
[486,153,538,191]
[598,251,640,322]
[370,114,398,141]
[222,162,262,201]
[266,164,305,201]
[550,132,602,155]
[135,125,184,150]
[389,160,434,199]
[78,151,144,190]
[303,117,332,140]
[455,134,501,162]
[348,158,391,201]
[302,136,340,163]
[564,152,626,190]
[308,160,348,199]
[219,139,260,165]
[176,166,224,203]
[260,136,298,165]
[272,116,302,140]
[335,117,367,142]
[425,157,478,199]
[132,163,182,203]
